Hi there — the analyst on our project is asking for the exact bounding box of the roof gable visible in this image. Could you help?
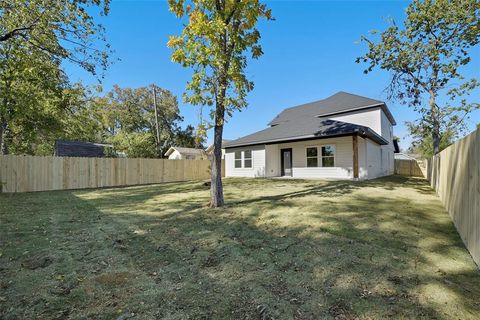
[268,92,395,126]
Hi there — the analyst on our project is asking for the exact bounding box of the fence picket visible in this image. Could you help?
[427,128,480,267]
[0,155,217,193]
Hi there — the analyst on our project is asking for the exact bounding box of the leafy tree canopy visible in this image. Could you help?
[357,0,480,155]
[0,0,112,75]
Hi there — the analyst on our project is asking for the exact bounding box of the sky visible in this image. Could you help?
[67,0,480,150]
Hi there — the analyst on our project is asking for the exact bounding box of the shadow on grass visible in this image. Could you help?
[1,176,479,319]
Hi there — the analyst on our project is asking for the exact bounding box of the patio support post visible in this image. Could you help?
[352,135,359,179]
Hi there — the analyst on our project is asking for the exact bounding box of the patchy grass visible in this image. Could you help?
[0,176,479,319]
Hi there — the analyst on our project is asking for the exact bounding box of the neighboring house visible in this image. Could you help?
[164,146,205,160]
[54,140,112,157]
[205,139,231,159]
[394,153,417,161]
[224,92,396,180]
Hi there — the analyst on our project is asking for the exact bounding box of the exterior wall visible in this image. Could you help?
[366,139,382,179]
[358,137,368,179]
[329,107,382,136]
[380,110,395,175]
[331,107,395,176]
[266,136,354,179]
[265,144,280,177]
[168,150,182,160]
[225,145,266,177]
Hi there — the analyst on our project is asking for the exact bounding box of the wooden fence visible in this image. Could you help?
[427,128,479,267]
[0,155,223,193]
[394,159,424,177]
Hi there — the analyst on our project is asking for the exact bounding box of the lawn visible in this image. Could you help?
[0,176,479,319]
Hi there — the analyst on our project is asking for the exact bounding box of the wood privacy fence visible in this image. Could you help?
[394,159,424,177]
[0,155,223,193]
[427,128,480,267]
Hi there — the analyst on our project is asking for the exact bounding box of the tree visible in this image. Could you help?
[98,85,183,158]
[406,121,456,158]
[357,0,480,155]
[0,0,112,154]
[172,124,204,149]
[0,40,68,154]
[0,0,111,75]
[168,0,273,207]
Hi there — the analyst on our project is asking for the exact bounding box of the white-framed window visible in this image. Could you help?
[234,150,253,169]
[234,151,242,168]
[306,147,318,167]
[244,150,252,168]
[321,145,335,167]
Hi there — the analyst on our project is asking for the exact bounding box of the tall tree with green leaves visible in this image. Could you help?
[0,0,111,74]
[357,0,480,155]
[98,84,183,158]
[0,0,112,154]
[167,0,273,207]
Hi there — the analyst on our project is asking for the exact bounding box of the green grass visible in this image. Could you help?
[1,176,479,319]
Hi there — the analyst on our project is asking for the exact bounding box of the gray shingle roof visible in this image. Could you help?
[224,92,393,149]
[54,140,108,157]
[224,119,388,148]
[268,91,396,126]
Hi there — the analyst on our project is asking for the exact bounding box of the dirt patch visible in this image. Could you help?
[94,272,130,286]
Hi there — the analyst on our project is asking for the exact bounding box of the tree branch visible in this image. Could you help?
[0,26,32,42]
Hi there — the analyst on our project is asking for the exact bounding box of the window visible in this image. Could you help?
[234,151,242,168]
[321,145,335,167]
[244,150,252,168]
[306,147,318,167]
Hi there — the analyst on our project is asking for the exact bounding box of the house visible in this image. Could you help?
[205,140,231,159]
[54,140,112,157]
[223,92,396,180]
[164,146,205,160]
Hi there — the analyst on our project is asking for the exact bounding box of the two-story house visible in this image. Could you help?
[223,92,396,180]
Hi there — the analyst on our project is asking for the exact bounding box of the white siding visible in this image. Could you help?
[331,106,395,177]
[366,139,382,179]
[380,110,395,175]
[329,107,382,136]
[358,137,368,179]
[265,144,280,177]
[269,136,354,179]
[225,145,266,177]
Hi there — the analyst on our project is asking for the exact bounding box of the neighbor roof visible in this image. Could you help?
[164,146,204,157]
[205,139,231,153]
[224,119,388,148]
[54,140,111,158]
[268,91,396,126]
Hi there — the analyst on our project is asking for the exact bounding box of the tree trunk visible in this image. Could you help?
[429,90,440,155]
[210,118,224,207]
[0,121,9,155]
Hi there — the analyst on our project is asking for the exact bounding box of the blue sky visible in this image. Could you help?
[68,0,480,150]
